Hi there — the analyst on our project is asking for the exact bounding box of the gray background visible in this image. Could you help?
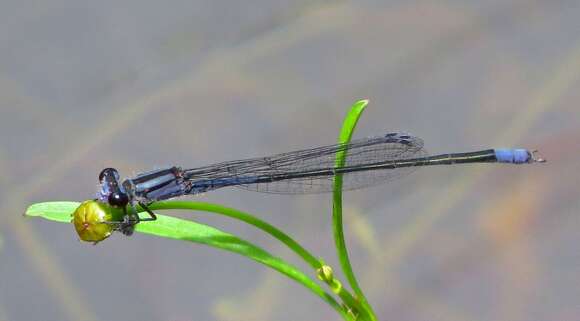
[1,1,579,321]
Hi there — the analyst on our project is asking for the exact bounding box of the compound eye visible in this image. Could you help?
[99,168,120,182]
[108,192,129,207]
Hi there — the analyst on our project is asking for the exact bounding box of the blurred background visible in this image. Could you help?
[1,1,579,320]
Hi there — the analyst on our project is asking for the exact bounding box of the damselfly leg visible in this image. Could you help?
[99,202,157,236]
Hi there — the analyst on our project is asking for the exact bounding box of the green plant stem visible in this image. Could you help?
[27,201,352,320]
[143,201,364,319]
[332,99,377,321]
[146,201,320,267]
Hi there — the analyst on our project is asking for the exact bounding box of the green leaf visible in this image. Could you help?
[332,99,377,321]
[25,201,79,223]
[25,201,348,319]
[145,201,324,269]
[336,99,369,152]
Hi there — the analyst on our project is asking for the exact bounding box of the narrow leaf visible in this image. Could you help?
[25,201,79,223]
[332,99,377,321]
[25,201,347,318]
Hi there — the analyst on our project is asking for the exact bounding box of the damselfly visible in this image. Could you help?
[72,132,545,242]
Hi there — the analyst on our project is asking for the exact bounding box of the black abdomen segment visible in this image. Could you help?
[250,149,500,183]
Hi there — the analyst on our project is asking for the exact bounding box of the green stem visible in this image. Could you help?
[332,100,377,321]
[318,264,368,320]
[28,201,354,320]
[143,201,364,320]
[147,201,321,269]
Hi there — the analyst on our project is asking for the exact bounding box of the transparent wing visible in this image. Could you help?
[182,132,426,194]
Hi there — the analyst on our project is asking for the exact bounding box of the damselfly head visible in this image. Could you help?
[98,167,131,208]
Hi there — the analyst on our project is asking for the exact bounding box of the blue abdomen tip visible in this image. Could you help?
[494,149,530,164]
